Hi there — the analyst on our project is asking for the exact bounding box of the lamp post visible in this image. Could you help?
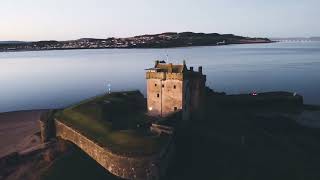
[107,83,111,94]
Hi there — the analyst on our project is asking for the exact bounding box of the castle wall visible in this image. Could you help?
[182,79,191,121]
[39,111,56,143]
[181,74,206,121]
[188,76,206,119]
[147,77,183,117]
[39,120,50,143]
[55,119,174,180]
[188,79,197,112]
[147,79,163,116]
[161,80,183,116]
[146,72,183,81]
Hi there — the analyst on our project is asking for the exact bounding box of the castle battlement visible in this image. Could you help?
[146,72,184,81]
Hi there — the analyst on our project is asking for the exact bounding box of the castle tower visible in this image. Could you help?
[146,60,206,120]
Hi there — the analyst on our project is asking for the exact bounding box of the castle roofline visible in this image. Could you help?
[145,67,161,71]
[156,64,185,73]
[146,60,204,81]
[146,60,186,73]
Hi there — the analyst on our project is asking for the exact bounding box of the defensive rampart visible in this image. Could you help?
[54,119,174,180]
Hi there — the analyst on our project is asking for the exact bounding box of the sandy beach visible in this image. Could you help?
[0,110,47,158]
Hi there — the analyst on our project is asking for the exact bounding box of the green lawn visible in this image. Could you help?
[56,91,169,156]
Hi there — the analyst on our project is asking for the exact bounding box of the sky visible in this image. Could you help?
[0,0,319,41]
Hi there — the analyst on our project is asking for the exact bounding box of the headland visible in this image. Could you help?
[0,32,272,52]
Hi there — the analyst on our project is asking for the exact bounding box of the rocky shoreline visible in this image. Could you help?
[0,110,47,158]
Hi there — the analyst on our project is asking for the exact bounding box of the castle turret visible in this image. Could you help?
[146,61,206,120]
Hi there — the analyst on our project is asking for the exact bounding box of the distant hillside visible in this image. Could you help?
[310,37,320,41]
[0,32,272,52]
[0,41,28,45]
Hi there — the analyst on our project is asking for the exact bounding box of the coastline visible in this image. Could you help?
[0,40,274,53]
[0,110,47,158]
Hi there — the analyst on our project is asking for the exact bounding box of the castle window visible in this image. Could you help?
[162,84,164,88]
[155,84,157,87]
[157,93,160,98]
[174,107,178,111]
[174,85,176,89]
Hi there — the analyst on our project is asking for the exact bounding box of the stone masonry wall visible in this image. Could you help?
[55,120,174,180]
[147,78,183,117]
[147,78,163,116]
[188,76,206,120]
[162,80,183,116]
[146,72,183,81]
[39,111,56,143]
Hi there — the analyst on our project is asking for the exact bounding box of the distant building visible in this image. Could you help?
[146,60,206,120]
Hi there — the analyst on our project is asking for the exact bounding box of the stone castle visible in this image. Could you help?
[146,60,206,120]
[40,61,207,180]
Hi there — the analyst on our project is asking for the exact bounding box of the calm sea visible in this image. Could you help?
[0,42,319,113]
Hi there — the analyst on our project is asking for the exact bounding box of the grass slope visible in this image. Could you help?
[56,91,168,156]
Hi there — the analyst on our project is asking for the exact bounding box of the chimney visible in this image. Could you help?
[155,60,159,67]
[190,67,194,71]
[168,63,173,73]
[183,60,187,71]
[198,66,202,74]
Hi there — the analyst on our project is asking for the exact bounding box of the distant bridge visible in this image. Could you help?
[271,39,318,42]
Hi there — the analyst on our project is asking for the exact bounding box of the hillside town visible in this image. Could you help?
[0,32,271,52]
